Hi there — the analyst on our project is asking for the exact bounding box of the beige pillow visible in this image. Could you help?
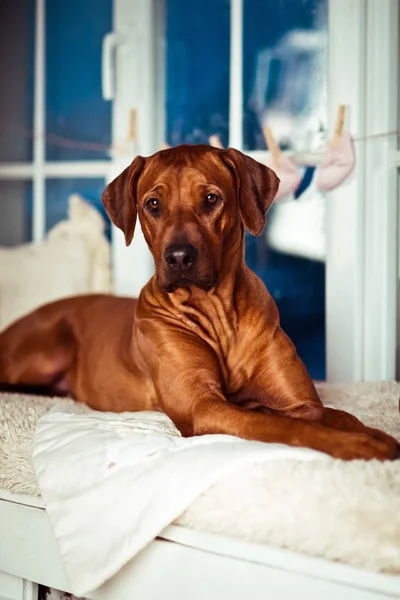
[0,195,111,331]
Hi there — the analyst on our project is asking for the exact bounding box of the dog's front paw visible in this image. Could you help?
[363,426,400,459]
[332,432,397,461]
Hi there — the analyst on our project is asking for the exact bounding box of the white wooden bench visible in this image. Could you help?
[1,487,400,600]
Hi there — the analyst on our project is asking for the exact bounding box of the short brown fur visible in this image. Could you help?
[0,145,398,460]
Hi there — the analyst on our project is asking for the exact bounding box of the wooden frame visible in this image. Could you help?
[0,0,113,242]
[326,0,398,382]
[0,491,400,600]
[362,0,398,381]
[112,0,400,383]
[1,0,398,382]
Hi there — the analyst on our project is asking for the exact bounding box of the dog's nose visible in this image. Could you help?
[164,244,198,271]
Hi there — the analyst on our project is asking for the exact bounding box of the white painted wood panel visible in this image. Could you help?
[1,496,400,600]
[0,572,23,600]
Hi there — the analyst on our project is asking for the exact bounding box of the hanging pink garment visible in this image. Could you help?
[265,153,302,201]
[316,132,355,192]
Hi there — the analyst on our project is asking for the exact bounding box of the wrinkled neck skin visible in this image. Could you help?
[165,223,246,331]
[135,223,262,362]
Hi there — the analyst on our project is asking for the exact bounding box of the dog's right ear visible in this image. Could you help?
[102,155,146,246]
[220,148,279,236]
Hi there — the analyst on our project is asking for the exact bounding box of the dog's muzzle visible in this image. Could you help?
[164,244,198,272]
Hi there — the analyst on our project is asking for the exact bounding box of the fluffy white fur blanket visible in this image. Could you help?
[0,381,399,576]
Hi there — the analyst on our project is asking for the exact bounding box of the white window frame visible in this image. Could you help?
[0,0,112,243]
[1,0,397,384]
[107,0,161,297]
[123,0,399,383]
[327,0,398,383]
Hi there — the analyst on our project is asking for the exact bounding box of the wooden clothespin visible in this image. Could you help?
[332,105,346,148]
[209,135,224,149]
[262,127,280,169]
[128,109,137,141]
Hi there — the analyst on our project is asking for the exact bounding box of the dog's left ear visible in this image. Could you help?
[102,156,146,246]
[221,148,280,236]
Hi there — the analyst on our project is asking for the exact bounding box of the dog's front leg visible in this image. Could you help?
[136,325,394,460]
[242,325,324,420]
[242,326,399,456]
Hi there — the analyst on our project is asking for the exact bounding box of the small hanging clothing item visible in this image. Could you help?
[266,168,326,263]
[265,153,302,201]
[262,127,302,201]
[265,116,355,263]
[316,132,355,192]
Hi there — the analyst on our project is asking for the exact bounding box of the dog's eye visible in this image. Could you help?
[205,193,220,208]
[145,198,160,213]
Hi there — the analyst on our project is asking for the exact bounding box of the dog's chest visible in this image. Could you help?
[176,293,260,393]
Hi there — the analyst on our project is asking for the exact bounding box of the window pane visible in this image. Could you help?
[165,0,230,146]
[246,167,326,380]
[0,1,34,162]
[243,0,327,380]
[45,0,112,161]
[246,237,326,380]
[243,0,328,152]
[45,178,109,238]
[0,181,33,245]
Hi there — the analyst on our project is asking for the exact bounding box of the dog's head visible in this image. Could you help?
[102,145,279,293]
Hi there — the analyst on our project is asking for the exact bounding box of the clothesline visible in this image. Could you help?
[0,121,398,154]
[353,130,398,141]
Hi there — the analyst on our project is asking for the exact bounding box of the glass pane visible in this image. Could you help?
[0,1,34,162]
[45,178,109,238]
[0,181,33,245]
[45,0,112,161]
[243,0,328,152]
[246,166,326,380]
[165,0,230,146]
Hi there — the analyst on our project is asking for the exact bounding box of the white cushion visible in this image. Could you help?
[0,194,111,330]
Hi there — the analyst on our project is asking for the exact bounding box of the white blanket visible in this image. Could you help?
[33,402,325,596]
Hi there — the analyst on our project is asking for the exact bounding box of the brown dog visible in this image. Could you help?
[0,145,398,460]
